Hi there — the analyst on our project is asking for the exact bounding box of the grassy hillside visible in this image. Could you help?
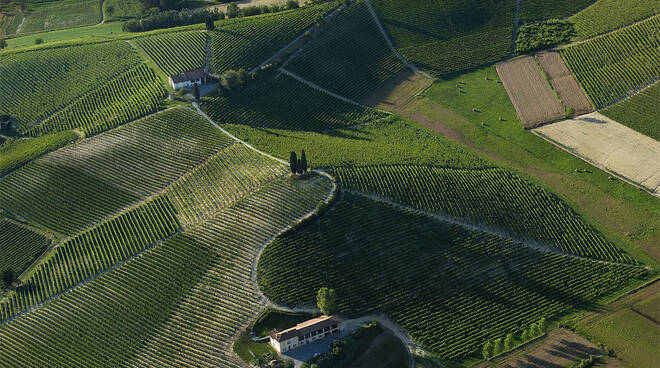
[258,192,646,360]
[601,81,660,141]
[569,0,660,39]
[370,0,515,75]
[287,0,406,101]
[200,73,390,132]
[560,14,660,108]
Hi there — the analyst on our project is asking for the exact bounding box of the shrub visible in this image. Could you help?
[516,19,575,53]
[34,38,44,45]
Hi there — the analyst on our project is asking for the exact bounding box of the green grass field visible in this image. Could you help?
[569,0,660,39]
[601,81,660,141]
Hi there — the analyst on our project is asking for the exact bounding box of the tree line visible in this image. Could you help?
[482,317,549,360]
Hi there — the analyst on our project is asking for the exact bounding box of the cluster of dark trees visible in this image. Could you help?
[515,19,575,54]
[123,8,220,32]
[289,150,308,175]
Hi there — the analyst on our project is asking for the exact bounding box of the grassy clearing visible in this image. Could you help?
[404,65,660,265]
[0,131,78,176]
[569,0,660,39]
[233,329,277,363]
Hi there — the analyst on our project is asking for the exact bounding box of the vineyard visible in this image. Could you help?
[518,0,595,21]
[0,175,332,368]
[135,31,207,76]
[30,63,165,136]
[17,0,101,35]
[370,0,515,75]
[200,73,389,132]
[0,131,78,176]
[601,81,660,141]
[0,108,232,235]
[333,165,635,263]
[286,0,406,101]
[258,193,646,360]
[0,41,144,133]
[569,0,660,39]
[0,219,50,281]
[209,3,336,74]
[560,14,660,108]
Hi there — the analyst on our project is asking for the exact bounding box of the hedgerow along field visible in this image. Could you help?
[601,81,660,141]
[286,0,406,101]
[568,0,660,39]
[560,14,660,108]
[258,192,647,361]
[201,72,390,132]
[369,0,515,76]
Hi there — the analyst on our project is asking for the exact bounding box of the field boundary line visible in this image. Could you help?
[345,189,646,267]
[510,0,521,56]
[277,68,370,108]
[363,0,432,79]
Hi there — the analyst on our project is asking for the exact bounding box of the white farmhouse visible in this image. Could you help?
[269,315,340,353]
[168,69,212,89]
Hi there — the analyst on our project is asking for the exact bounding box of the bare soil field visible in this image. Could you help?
[476,328,615,368]
[536,51,594,115]
[533,112,660,197]
[496,56,565,128]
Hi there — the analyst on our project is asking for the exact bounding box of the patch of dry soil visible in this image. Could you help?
[496,56,566,128]
[536,51,594,115]
[533,112,660,197]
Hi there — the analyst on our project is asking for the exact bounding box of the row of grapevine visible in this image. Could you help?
[200,73,390,132]
[28,63,166,137]
[0,108,232,235]
[601,81,660,141]
[0,41,143,132]
[0,175,333,367]
[164,142,288,228]
[286,0,406,101]
[135,31,207,76]
[518,0,594,21]
[0,219,50,278]
[569,0,660,39]
[560,14,660,108]
[0,197,180,323]
[333,165,634,263]
[370,0,515,75]
[258,193,646,360]
[209,3,336,74]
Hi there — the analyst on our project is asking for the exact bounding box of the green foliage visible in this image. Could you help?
[209,3,336,74]
[135,31,207,76]
[515,19,575,54]
[334,165,635,263]
[0,219,50,286]
[370,0,515,75]
[0,131,78,176]
[104,0,144,19]
[601,81,660,141]
[0,41,143,133]
[560,15,660,108]
[258,193,645,360]
[201,73,389,132]
[504,333,515,351]
[288,0,406,101]
[18,0,100,35]
[482,340,493,359]
[316,287,338,315]
[569,0,660,39]
[290,151,298,174]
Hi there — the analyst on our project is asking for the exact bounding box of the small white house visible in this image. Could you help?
[269,315,340,354]
[168,69,211,89]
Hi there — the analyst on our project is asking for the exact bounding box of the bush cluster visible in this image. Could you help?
[123,8,221,32]
[516,19,575,54]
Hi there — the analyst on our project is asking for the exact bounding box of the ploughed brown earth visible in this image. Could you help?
[536,51,594,115]
[496,56,566,128]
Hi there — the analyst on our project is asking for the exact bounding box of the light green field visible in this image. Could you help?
[5,21,124,48]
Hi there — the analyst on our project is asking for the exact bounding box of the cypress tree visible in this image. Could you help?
[289,151,298,175]
[300,150,308,173]
[193,83,200,101]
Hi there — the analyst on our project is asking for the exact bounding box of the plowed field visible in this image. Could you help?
[536,51,594,114]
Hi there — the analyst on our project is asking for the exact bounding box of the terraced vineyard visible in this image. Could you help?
[30,63,165,136]
[258,193,646,360]
[201,73,389,132]
[0,219,50,279]
[209,3,336,74]
[333,165,635,263]
[0,197,181,322]
[0,108,231,235]
[569,0,660,39]
[0,175,332,368]
[560,15,660,108]
[370,0,514,75]
[601,81,660,141]
[0,41,143,133]
[135,31,208,76]
[286,0,406,101]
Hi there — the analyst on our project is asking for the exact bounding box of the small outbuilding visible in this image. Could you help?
[269,315,340,354]
[168,69,212,89]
